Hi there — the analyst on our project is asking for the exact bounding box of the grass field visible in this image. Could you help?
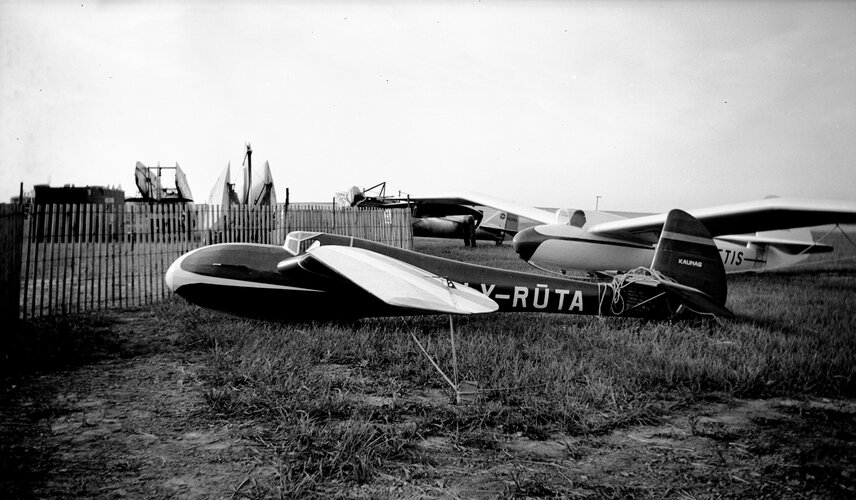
[2,234,855,498]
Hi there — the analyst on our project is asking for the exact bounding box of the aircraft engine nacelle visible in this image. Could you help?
[413,216,478,246]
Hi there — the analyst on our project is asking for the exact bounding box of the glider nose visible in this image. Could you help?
[165,252,190,293]
[165,258,179,293]
[513,226,551,262]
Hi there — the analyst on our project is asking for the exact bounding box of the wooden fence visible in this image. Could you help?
[14,203,412,319]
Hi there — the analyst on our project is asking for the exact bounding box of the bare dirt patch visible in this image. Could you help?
[1,312,260,499]
[379,397,856,498]
[2,310,855,498]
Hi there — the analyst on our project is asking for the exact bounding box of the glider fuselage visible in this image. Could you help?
[165,235,678,322]
[513,224,817,274]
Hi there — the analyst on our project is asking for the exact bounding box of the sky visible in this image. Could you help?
[1,0,854,212]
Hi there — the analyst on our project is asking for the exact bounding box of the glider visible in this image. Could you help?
[403,192,856,274]
[165,209,733,322]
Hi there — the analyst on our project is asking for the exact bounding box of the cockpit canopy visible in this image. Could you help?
[555,208,587,228]
[284,231,323,256]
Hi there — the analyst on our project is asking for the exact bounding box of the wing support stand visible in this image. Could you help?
[409,315,478,405]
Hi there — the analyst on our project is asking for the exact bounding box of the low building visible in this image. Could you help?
[34,184,125,205]
[31,185,125,242]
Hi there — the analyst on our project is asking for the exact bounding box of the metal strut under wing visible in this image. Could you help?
[303,245,499,315]
[715,235,833,255]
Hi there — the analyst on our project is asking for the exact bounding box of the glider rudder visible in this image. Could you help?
[651,209,728,307]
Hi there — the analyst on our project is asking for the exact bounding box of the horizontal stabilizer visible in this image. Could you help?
[659,281,734,318]
[307,245,498,315]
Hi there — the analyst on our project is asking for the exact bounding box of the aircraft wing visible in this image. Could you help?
[174,164,194,202]
[588,197,856,245]
[400,191,556,225]
[306,245,499,315]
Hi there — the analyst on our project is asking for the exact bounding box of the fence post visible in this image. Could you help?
[0,204,24,322]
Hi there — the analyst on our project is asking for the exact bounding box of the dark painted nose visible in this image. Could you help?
[512,227,549,261]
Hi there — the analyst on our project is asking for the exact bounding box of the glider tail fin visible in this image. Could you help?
[494,211,519,233]
[479,211,520,242]
[651,209,728,308]
[503,212,519,234]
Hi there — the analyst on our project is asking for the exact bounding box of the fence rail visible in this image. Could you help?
[13,203,412,319]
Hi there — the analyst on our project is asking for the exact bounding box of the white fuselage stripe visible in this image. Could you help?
[173,268,322,292]
[660,230,716,247]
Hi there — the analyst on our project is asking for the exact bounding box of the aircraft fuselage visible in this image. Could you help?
[513,224,811,274]
[165,235,679,322]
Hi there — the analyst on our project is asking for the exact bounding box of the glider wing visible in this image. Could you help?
[401,191,557,225]
[306,245,499,315]
[589,197,856,244]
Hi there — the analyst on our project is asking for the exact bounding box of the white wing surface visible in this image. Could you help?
[307,245,498,315]
[589,197,856,244]
[175,163,194,201]
[249,160,277,206]
[208,163,232,207]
